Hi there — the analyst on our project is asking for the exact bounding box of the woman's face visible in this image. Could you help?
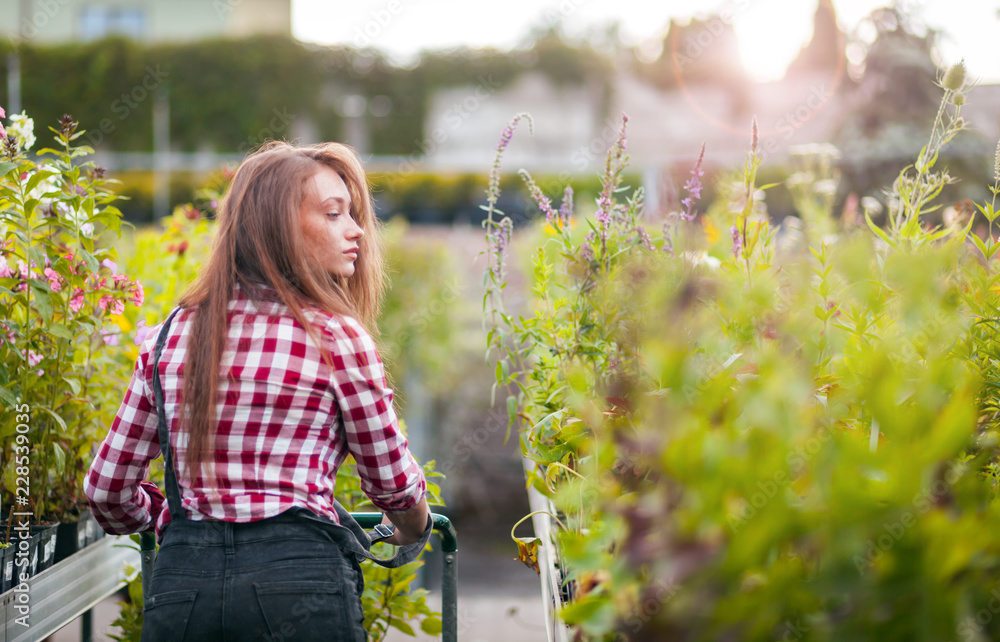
[299,166,365,278]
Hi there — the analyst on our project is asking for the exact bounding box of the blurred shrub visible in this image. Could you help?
[0,32,611,156]
[483,71,1000,640]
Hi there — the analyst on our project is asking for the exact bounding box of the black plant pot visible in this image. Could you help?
[32,523,59,573]
[54,508,89,564]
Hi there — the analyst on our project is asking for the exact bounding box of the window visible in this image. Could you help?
[79,6,146,41]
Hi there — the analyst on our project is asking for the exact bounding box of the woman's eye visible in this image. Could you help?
[326,212,342,219]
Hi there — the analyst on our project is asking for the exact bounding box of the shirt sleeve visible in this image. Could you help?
[325,316,426,512]
[84,339,166,534]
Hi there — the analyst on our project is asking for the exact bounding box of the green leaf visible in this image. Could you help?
[388,617,416,637]
[0,386,18,409]
[47,323,73,340]
[1,456,19,494]
[0,161,18,180]
[419,616,443,635]
[865,213,895,248]
[36,406,69,433]
[78,248,100,273]
[62,375,82,396]
[31,287,54,321]
[24,170,55,197]
[52,443,66,476]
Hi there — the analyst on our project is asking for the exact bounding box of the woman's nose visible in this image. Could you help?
[348,218,364,240]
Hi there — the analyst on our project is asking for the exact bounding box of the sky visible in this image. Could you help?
[291,0,1000,83]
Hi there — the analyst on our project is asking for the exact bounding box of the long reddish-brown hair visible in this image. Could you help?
[178,141,386,481]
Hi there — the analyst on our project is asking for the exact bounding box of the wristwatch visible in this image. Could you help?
[370,523,395,544]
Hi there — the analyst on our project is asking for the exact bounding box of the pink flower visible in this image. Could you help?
[0,256,13,278]
[98,295,113,311]
[69,289,86,313]
[0,105,5,118]
[134,320,150,345]
[23,350,42,367]
[112,273,128,286]
[43,267,62,292]
[100,329,119,346]
[111,299,125,315]
[130,281,145,307]
[100,259,117,272]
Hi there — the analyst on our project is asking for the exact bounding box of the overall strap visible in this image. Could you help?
[291,503,433,569]
[152,307,184,522]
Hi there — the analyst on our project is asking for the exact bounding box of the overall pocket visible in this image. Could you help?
[141,589,198,642]
[254,578,365,641]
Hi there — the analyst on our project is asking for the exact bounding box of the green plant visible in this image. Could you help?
[0,108,144,521]
[483,64,1000,640]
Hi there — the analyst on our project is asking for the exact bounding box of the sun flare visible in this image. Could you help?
[733,2,814,82]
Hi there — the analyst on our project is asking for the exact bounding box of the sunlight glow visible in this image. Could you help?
[731,1,814,82]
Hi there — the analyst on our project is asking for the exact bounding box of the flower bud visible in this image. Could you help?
[951,92,966,106]
[995,140,1000,184]
[942,59,966,91]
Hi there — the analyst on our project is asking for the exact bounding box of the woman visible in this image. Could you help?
[84,141,430,641]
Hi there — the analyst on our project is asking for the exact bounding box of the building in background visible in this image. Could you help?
[0,0,292,43]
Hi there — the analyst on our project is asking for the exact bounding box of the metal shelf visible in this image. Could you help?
[0,537,138,641]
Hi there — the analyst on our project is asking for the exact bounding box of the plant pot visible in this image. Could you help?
[32,523,59,573]
[1,544,15,593]
[54,508,92,563]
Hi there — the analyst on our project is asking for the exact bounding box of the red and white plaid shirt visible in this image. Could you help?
[85,284,425,538]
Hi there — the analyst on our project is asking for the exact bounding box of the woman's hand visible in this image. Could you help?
[379,497,430,546]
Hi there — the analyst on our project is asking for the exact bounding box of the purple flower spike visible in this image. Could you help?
[519,170,559,224]
[681,142,706,221]
[487,113,533,212]
[559,186,574,226]
[730,224,742,257]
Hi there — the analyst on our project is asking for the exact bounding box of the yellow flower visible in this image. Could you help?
[543,218,576,235]
[703,218,719,244]
[113,315,133,333]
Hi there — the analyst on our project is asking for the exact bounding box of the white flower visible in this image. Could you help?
[26,173,59,202]
[682,250,721,270]
[861,197,884,215]
[8,111,35,151]
[812,179,839,196]
[62,204,95,238]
